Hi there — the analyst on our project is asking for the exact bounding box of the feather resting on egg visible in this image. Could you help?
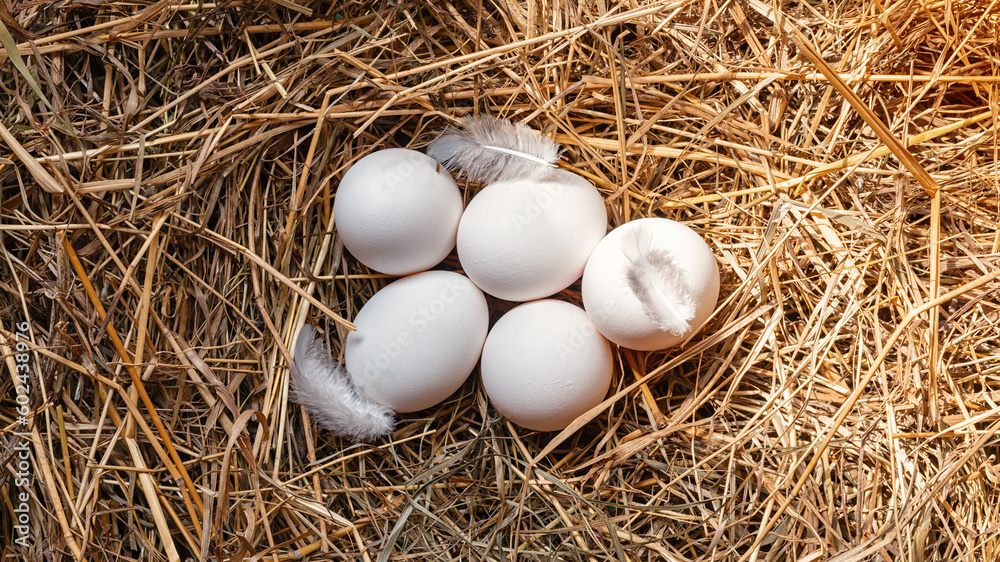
[622,229,696,336]
[427,115,562,184]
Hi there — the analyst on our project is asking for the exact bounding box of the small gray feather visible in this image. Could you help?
[291,325,394,441]
[427,115,562,184]
[622,229,696,336]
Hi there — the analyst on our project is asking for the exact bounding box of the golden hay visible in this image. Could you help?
[1,0,999,560]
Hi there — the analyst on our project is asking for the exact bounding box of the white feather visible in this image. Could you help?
[427,115,562,184]
[290,325,394,441]
[622,230,697,336]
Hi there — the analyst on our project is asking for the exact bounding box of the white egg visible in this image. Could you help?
[480,300,613,431]
[334,149,463,275]
[457,170,607,301]
[582,218,720,351]
[345,271,489,412]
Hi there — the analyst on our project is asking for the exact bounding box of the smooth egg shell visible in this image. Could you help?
[346,271,489,412]
[457,170,607,301]
[480,300,613,431]
[582,218,720,350]
[334,149,463,275]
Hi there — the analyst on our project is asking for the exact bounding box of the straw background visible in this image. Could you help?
[2,0,999,560]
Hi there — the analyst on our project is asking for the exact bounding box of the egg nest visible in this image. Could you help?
[2,1,999,560]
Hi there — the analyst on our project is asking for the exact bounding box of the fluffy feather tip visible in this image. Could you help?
[290,325,395,441]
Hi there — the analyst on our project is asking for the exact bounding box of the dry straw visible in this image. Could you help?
[1,1,999,560]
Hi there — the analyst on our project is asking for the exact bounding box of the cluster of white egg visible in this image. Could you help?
[317,136,719,434]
